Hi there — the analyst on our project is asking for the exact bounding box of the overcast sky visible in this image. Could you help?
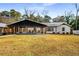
[0,3,78,18]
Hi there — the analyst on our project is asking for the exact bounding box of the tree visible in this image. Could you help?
[15,11,21,20]
[35,13,44,22]
[24,9,36,21]
[64,11,76,30]
[10,9,16,17]
[64,4,79,30]
[23,8,51,23]
[75,3,79,30]
[64,11,75,24]
[1,11,10,17]
[10,9,21,21]
[42,10,48,16]
[43,15,51,23]
[59,16,65,22]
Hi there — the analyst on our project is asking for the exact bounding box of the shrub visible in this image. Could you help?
[66,32,69,34]
[62,32,65,34]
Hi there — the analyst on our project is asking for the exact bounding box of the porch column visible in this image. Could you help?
[21,28,23,33]
[25,26,28,33]
[41,27,43,34]
[42,27,46,34]
[23,27,27,33]
[36,27,41,33]
[11,28,14,34]
[2,28,4,33]
[40,27,46,34]
[17,26,19,33]
[9,28,12,34]
[19,27,21,33]
[34,27,36,33]
[13,26,16,34]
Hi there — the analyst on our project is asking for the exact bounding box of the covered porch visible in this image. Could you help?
[7,19,47,34]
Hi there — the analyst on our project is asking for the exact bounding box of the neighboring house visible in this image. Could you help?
[0,23,7,35]
[43,22,71,34]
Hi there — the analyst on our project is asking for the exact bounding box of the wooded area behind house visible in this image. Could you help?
[0,7,79,30]
[0,9,52,24]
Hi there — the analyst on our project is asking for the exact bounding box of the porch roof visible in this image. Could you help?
[8,18,47,27]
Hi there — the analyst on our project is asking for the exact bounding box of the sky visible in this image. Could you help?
[0,3,78,18]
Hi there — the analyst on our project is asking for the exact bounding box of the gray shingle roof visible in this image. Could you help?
[8,18,47,27]
[42,22,67,27]
[0,23,7,27]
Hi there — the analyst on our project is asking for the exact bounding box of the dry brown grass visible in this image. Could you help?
[0,34,79,56]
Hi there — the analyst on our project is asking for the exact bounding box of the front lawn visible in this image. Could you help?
[0,34,79,56]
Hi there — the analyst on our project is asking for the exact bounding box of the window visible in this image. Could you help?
[62,27,65,31]
[47,27,53,31]
[52,28,54,31]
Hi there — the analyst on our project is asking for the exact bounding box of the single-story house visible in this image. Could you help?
[43,22,71,34]
[0,19,73,35]
[2,19,47,34]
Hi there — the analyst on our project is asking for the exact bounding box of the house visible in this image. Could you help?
[43,22,71,34]
[0,19,72,35]
[6,19,47,34]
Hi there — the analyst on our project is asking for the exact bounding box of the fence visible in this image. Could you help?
[73,30,79,34]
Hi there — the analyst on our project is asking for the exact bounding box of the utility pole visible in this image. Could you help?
[75,3,78,30]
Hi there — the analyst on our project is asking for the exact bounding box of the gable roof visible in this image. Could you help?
[58,23,71,27]
[0,23,7,27]
[42,22,71,27]
[42,22,66,26]
[8,18,47,27]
